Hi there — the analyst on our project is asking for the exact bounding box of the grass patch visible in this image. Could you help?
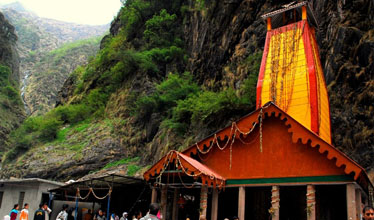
[56,126,71,142]
[74,121,91,132]
[103,156,140,169]
[127,164,141,176]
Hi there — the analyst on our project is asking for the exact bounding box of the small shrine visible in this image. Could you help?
[143,2,373,220]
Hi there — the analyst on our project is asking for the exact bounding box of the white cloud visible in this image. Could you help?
[1,0,122,25]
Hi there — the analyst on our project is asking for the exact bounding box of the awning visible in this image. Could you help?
[143,150,225,188]
[50,173,145,192]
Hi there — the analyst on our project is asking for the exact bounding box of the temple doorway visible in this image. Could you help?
[279,186,307,220]
[315,185,347,220]
[217,188,238,220]
[245,186,271,220]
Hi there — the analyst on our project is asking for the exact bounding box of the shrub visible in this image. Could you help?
[144,9,177,48]
[38,118,63,141]
[51,104,92,124]
[134,72,199,119]
[2,85,19,100]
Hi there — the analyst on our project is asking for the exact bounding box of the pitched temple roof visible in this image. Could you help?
[144,103,372,192]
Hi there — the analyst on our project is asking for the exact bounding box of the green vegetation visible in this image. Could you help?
[103,157,140,169]
[0,65,22,105]
[3,0,263,177]
[135,72,253,134]
[48,37,101,60]
[127,164,141,176]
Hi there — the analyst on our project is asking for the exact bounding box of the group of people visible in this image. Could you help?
[8,203,52,220]
[87,204,156,220]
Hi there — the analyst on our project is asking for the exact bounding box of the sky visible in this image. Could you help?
[0,0,122,25]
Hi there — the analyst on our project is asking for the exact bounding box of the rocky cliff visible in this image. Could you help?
[0,12,25,152]
[1,0,374,180]
[1,5,106,115]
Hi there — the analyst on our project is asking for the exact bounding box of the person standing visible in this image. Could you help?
[10,204,19,220]
[33,204,45,220]
[363,206,374,220]
[93,210,105,220]
[83,209,93,220]
[141,203,159,220]
[119,212,127,220]
[56,205,69,220]
[43,204,52,220]
[20,203,29,220]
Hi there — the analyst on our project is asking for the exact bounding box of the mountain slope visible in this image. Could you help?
[0,12,25,152]
[24,37,101,115]
[1,4,106,115]
[1,0,373,180]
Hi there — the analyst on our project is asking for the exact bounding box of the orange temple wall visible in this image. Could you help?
[199,114,345,180]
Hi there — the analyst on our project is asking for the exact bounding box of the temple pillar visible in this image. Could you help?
[347,183,356,220]
[172,188,179,220]
[161,185,167,220]
[211,189,219,220]
[306,185,316,220]
[271,186,280,220]
[267,17,272,31]
[238,186,245,220]
[356,189,362,220]
[302,6,307,20]
[200,186,208,217]
[151,187,158,203]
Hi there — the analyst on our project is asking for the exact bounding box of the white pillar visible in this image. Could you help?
[238,186,245,220]
[306,185,316,220]
[346,183,356,220]
[271,186,280,220]
[211,189,219,220]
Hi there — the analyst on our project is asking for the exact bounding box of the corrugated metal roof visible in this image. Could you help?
[261,1,318,28]
[49,173,145,192]
[0,178,64,186]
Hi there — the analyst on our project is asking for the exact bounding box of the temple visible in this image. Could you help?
[143,2,373,220]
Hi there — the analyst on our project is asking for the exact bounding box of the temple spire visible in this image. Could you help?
[256,1,331,144]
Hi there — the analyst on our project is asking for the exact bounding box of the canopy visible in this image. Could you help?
[143,150,226,188]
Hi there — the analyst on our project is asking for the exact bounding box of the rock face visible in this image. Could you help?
[0,12,25,151]
[1,5,107,115]
[184,0,374,173]
[1,0,374,180]
[311,0,374,171]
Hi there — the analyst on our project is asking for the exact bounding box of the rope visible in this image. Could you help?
[77,188,92,200]
[91,187,112,200]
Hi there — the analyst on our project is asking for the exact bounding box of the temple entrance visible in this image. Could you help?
[177,188,201,220]
[245,186,271,220]
[315,185,347,220]
[279,186,307,220]
[217,188,238,220]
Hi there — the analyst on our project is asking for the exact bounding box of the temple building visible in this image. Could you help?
[143,2,373,220]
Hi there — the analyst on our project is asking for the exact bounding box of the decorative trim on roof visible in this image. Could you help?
[182,103,370,189]
[143,150,226,188]
[261,1,308,19]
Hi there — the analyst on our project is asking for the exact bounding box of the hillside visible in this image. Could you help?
[1,4,106,115]
[0,0,373,181]
[24,37,101,115]
[0,12,25,152]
